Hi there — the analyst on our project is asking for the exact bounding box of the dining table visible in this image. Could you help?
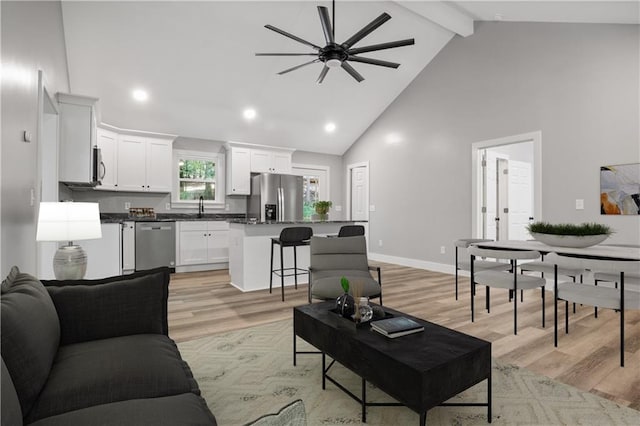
[470,240,640,261]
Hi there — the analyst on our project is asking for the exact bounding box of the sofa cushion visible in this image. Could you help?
[1,267,60,417]
[28,393,216,426]
[1,358,23,426]
[44,268,170,345]
[26,334,200,423]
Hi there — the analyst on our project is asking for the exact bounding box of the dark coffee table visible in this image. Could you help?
[293,302,491,425]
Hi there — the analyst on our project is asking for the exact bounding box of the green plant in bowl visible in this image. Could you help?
[527,222,613,248]
[314,201,332,215]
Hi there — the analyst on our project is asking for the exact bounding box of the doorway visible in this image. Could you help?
[471,131,542,240]
[347,163,369,221]
[36,71,60,279]
[291,164,329,220]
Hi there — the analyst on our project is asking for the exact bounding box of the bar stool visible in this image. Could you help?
[270,227,313,301]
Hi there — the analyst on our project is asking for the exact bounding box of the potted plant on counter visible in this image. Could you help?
[527,222,613,248]
[314,201,332,221]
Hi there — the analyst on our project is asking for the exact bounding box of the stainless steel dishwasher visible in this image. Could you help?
[135,221,176,271]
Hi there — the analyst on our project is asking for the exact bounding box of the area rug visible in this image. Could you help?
[178,320,638,425]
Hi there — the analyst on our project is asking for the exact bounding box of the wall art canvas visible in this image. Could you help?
[600,163,640,215]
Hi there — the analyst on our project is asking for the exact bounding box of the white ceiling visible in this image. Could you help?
[61,1,639,155]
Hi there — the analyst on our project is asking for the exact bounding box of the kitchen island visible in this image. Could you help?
[228,220,363,292]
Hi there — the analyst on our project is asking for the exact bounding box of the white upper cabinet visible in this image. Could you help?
[96,128,118,190]
[250,149,292,174]
[145,138,172,192]
[226,146,251,195]
[105,128,173,193]
[57,93,98,185]
[117,135,147,191]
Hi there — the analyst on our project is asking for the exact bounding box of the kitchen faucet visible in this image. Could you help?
[198,196,204,218]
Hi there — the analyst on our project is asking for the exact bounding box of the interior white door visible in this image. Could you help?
[497,158,509,240]
[484,152,498,240]
[350,166,368,221]
[508,160,533,241]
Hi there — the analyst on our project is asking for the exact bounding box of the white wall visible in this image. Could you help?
[343,22,640,267]
[1,1,70,276]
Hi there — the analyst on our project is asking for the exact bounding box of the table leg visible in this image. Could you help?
[293,328,297,366]
[362,377,367,423]
[322,352,326,390]
[488,369,492,423]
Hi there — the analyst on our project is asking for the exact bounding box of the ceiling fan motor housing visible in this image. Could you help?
[320,44,348,66]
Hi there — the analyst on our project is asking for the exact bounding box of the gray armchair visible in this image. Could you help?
[308,235,382,304]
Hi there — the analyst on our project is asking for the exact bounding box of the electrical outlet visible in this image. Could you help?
[335,205,342,212]
[165,203,171,210]
[440,246,446,254]
[369,205,376,212]
[575,199,584,210]
[124,202,131,210]
[378,239,383,247]
[225,204,229,211]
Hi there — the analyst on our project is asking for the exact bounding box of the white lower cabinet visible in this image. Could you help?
[122,221,135,273]
[82,223,122,279]
[177,221,229,270]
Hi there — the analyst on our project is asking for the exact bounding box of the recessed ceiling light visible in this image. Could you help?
[243,108,257,120]
[324,122,336,133]
[132,89,148,102]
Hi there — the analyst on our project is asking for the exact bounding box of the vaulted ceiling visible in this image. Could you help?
[61,1,638,155]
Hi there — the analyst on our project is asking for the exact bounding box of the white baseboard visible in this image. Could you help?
[175,263,229,273]
[368,252,460,275]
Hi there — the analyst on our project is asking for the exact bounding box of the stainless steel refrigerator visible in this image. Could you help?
[248,173,303,221]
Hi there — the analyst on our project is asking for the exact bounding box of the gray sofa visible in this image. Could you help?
[1,266,216,426]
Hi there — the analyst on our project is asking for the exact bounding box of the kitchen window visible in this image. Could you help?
[172,150,225,206]
[291,165,329,220]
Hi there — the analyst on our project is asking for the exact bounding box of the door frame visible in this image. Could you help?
[471,131,542,238]
[346,161,369,221]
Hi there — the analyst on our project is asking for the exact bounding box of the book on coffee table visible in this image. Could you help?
[371,316,424,338]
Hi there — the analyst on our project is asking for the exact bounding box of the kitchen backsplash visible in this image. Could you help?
[69,190,247,214]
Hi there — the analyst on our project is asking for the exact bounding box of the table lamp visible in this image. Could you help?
[36,202,102,279]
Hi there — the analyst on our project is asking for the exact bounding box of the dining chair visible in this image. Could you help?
[454,239,510,300]
[468,246,546,335]
[547,252,640,367]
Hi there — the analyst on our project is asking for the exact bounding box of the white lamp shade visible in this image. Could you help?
[36,202,102,242]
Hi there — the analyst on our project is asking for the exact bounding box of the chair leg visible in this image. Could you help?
[513,287,518,335]
[269,240,274,294]
[455,248,459,300]
[293,245,298,290]
[486,286,490,313]
[280,244,285,302]
[565,300,569,334]
[521,289,524,303]
[621,306,625,367]
[554,294,558,347]
[541,287,545,328]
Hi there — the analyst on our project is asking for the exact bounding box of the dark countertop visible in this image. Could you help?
[100,213,246,223]
[228,219,366,225]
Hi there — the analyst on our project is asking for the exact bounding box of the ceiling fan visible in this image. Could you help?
[256,0,415,83]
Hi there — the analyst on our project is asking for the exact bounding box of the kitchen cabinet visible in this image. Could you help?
[57,93,98,185]
[96,128,118,191]
[82,223,121,279]
[177,221,229,267]
[117,135,172,192]
[122,221,135,273]
[250,149,292,174]
[226,146,251,195]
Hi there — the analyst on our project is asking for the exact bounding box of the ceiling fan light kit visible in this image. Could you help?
[256,0,415,83]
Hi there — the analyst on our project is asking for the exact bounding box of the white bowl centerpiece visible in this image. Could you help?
[527,222,613,248]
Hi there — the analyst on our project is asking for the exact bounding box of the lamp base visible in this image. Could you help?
[53,245,87,280]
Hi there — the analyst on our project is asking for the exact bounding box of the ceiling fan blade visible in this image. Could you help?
[341,62,364,82]
[348,38,415,55]
[265,24,321,50]
[341,13,391,49]
[256,53,318,56]
[277,59,320,75]
[348,56,400,69]
[316,66,330,84]
[318,6,334,44]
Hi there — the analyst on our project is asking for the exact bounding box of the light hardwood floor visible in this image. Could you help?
[168,263,640,410]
